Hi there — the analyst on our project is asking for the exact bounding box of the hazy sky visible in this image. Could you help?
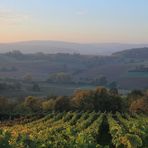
[0,0,148,43]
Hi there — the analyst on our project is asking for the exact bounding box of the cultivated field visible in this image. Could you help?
[0,112,148,147]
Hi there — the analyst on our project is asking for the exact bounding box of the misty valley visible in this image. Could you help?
[1,47,148,98]
[0,0,148,147]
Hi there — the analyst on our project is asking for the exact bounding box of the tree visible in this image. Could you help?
[95,87,108,94]
[72,90,95,110]
[13,103,32,114]
[42,99,55,112]
[72,87,124,112]
[109,88,118,96]
[47,72,72,83]
[24,96,42,112]
[130,97,148,114]
[127,90,144,105]
[54,96,70,111]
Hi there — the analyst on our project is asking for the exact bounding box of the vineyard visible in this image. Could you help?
[0,112,148,148]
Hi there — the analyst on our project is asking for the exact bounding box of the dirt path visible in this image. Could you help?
[97,116,114,147]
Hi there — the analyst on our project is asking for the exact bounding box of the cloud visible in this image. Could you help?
[0,8,30,25]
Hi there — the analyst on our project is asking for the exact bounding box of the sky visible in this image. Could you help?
[0,0,148,43]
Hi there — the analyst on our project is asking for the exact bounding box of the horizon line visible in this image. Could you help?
[0,39,148,45]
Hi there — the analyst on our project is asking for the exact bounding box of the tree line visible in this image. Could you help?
[0,87,147,116]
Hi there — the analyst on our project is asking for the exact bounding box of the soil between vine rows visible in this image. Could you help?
[97,116,114,147]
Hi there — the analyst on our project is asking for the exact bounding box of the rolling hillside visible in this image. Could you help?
[113,47,148,59]
[0,47,148,95]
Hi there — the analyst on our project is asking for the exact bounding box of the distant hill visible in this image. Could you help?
[0,48,148,89]
[112,47,148,59]
[0,40,148,55]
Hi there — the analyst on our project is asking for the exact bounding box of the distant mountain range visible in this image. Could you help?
[0,40,148,55]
